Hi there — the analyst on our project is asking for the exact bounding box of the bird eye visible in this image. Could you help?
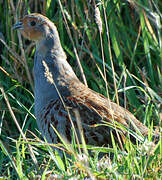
[30,21,36,26]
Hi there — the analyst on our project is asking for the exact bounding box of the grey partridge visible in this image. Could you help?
[13,13,151,146]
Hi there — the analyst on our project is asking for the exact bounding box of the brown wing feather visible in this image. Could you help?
[67,80,149,137]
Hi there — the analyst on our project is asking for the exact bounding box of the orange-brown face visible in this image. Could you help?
[13,13,50,41]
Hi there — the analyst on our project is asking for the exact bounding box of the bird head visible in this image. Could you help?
[13,13,56,41]
[13,13,66,56]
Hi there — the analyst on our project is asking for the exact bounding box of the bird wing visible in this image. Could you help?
[66,80,149,137]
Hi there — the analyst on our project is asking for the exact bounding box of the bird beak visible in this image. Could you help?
[12,21,24,30]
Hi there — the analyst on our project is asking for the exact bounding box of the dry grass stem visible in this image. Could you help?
[0,86,39,170]
[102,4,123,150]
[102,5,119,106]
[57,0,88,87]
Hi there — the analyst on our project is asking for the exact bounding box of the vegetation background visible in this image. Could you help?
[0,0,161,179]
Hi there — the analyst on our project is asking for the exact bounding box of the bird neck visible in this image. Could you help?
[35,27,65,58]
[34,40,78,116]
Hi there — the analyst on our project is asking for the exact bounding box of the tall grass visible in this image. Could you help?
[0,0,161,179]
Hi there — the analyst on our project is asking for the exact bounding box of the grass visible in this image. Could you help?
[0,0,161,179]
